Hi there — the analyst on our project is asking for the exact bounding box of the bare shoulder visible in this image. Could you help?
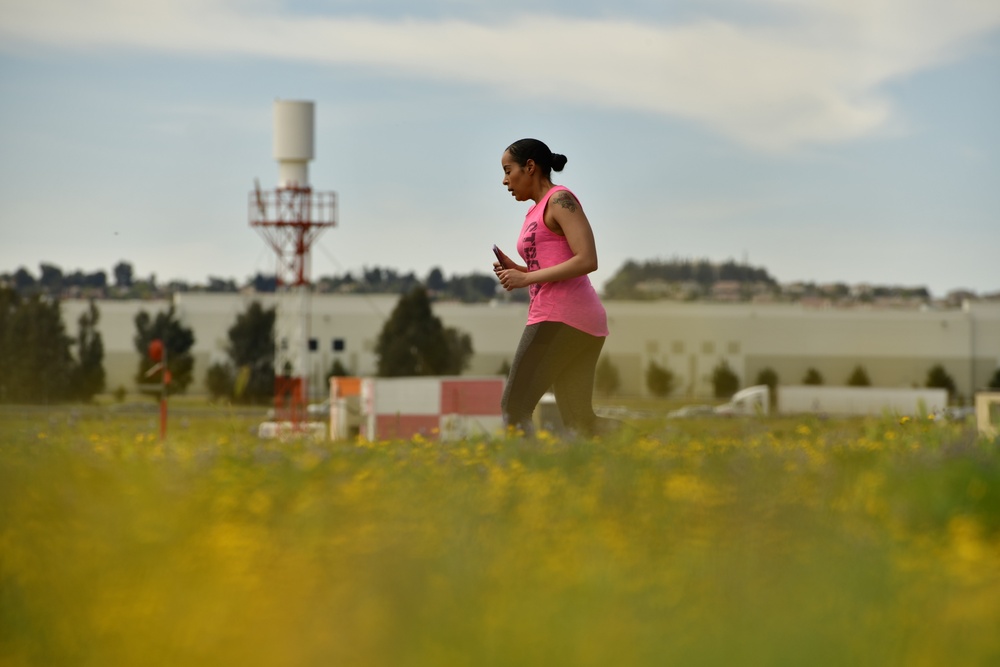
[549,189,582,214]
[544,189,588,235]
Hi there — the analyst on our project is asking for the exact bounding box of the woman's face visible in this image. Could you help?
[501,150,531,202]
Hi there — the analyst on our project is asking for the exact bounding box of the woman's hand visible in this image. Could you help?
[496,267,532,291]
[493,248,528,291]
[493,247,517,271]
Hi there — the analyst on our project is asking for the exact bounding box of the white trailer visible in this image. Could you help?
[775,385,948,417]
[686,384,947,419]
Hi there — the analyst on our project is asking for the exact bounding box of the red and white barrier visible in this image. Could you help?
[357,376,504,441]
[329,377,364,440]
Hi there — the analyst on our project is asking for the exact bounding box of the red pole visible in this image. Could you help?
[160,395,167,440]
[148,338,168,441]
[161,368,171,441]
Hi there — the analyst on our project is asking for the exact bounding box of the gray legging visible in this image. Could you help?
[501,321,606,437]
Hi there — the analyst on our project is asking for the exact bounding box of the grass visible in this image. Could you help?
[1,404,999,666]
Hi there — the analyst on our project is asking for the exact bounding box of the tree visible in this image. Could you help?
[250,273,278,293]
[13,267,35,291]
[0,289,74,403]
[364,267,383,287]
[449,274,498,303]
[802,367,824,385]
[442,327,474,374]
[646,360,676,397]
[990,368,1000,390]
[39,263,64,294]
[847,365,871,387]
[375,286,473,376]
[208,277,238,293]
[133,305,195,396]
[113,261,134,289]
[925,364,956,401]
[0,287,17,399]
[223,301,275,403]
[426,267,447,292]
[84,271,107,290]
[711,360,740,398]
[205,362,234,402]
[694,260,715,287]
[595,355,621,396]
[69,299,105,401]
[327,358,350,380]
[755,367,778,406]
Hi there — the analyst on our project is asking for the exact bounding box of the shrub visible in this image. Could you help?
[847,365,872,387]
[755,367,779,406]
[712,360,740,398]
[327,359,350,379]
[205,362,234,402]
[802,367,824,385]
[646,361,676,397]
[925,364,956,401]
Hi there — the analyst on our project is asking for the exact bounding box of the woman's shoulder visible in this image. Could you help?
[546,185,580,208]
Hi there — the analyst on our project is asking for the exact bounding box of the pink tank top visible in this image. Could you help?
[516,186,609,337]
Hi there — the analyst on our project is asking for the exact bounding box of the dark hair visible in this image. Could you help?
[506,138,567,177]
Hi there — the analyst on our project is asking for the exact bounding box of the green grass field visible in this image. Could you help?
[2,404,998,666]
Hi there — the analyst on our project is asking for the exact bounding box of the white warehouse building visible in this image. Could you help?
[61,294,1000,402]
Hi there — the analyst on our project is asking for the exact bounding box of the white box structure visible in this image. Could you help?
[257,421,326,440]
[976,392,1000,439]
[776,386,948,416]
[357,376,505,441]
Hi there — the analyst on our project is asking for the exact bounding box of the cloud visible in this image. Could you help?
[2,0,998,150]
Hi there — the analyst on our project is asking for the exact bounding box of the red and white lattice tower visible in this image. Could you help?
[250,100,337,425]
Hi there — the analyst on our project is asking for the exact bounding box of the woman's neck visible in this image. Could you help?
[530,179,556,204]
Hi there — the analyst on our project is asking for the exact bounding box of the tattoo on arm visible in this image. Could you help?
[553,192,578,213]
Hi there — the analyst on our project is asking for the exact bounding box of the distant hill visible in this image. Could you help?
[3,257,995,307]
[603,258,778,301]
[0,261,525,304]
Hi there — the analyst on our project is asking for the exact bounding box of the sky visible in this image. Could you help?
[1,0,998,298]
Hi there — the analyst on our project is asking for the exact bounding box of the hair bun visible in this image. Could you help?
[550,153,568,172]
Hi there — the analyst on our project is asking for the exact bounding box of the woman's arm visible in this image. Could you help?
[497,191,597,291]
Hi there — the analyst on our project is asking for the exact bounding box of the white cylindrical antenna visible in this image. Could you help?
[273,99,315,188]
